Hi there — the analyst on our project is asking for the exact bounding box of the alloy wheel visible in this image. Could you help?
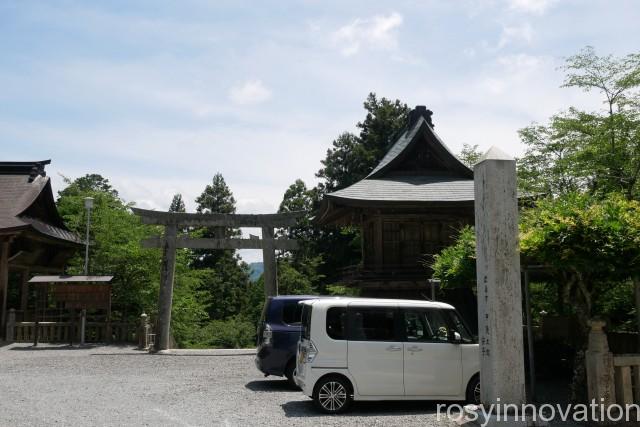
[473,381,481,404]
[318,381,347,412]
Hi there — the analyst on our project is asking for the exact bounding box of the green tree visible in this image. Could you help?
[518,47,640,198]
[279,93,409,285]
[192,173,239,269]
[457,144,483,168]
[317,93,410,191]
[58,173,119,199]
[169,193,186,213]
[431,226,477,288]
[57,175,161,320]
[190,173,253,324]
[196,173,236,215]
[520,193,640,331]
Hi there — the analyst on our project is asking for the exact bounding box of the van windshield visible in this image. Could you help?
[301,304,312,340]
[444,309,474,343]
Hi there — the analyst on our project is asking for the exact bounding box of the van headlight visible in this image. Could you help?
[307,340,318,363]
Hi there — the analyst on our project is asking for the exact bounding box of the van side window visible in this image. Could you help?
[326,307,347,340]
[282,301,303,325]
[404,309,450,342]
[301,304,312,340]
[349,307,397,341]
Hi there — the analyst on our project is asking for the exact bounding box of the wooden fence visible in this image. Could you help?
[613,354,640,405]
[6,309,138,343]
[586,320,640,409]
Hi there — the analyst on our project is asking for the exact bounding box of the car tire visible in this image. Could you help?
[466,375,481,405]
[284,360,299,389]
[312,375,352,414]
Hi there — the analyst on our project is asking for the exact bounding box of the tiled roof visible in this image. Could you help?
[0,162,82,244]
[328,176,474,203]
[325,110,474,205]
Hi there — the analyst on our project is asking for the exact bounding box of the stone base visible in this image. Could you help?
[454,404,547,427]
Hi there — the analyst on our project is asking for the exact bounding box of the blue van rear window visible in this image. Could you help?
[282,301,303,325]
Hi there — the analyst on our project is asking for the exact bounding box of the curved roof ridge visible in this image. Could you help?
[366,115,473,180]
[13,175,49,217]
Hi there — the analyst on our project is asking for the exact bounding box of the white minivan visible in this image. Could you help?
[295,298,480,413]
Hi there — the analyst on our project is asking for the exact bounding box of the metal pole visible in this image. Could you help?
[33,286,39,347]
[524,270,536,402]
[634,277,640,352]
[80,308,86,346]
[84,206,91,275]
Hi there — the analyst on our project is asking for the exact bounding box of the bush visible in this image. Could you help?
[196,316,256,349]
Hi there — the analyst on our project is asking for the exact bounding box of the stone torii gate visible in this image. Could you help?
[132,208,303,351]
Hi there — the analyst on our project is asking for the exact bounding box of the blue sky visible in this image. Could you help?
[2,0,639,262]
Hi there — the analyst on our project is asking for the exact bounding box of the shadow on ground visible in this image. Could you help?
[245,379,297,393]
[10,344,100,351]
[8,343,136,352]
[281,400,443,418]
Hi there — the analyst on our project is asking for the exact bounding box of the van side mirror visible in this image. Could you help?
[449,331,462,344]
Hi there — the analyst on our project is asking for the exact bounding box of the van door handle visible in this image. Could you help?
[407,346,423,352]
[386,345,402,352]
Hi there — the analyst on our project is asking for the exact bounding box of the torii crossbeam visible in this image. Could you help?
[132,208,304,351]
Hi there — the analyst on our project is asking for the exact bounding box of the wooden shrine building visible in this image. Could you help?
[316,106,475,300]
[0,160,82,338]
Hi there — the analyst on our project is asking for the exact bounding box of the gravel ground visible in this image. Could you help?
[0,343,580,427]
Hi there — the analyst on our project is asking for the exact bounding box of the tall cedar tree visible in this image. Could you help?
[317,93,410,191]
[169,193,186,213]
[279,94,410,285]
[191,173,253,320]
[192,173,240,269]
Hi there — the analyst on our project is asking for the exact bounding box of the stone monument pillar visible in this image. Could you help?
[474,146,526,406]
[585,319,615,408]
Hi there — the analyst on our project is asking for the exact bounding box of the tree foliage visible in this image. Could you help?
[457,144,483,168]
[56,173,258,348]
[192,172,241,269]
[518,47,640,199]
[431,226,477,288]
[169,193,186,213]
[57,174,161,319]
[520,192,640,329]
[317,93,410,191]
[280,93,409,287]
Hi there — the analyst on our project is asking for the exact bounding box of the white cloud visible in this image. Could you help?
[498,23,534,48]
[228,80,272,105]
[507,0,557,14]
[331,12,403,56]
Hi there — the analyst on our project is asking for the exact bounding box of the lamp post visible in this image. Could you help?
[83,197,94,276]
[427,278,440,301]
[81,197,94,346]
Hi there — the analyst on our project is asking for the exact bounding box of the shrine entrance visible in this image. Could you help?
[132,208,303,351]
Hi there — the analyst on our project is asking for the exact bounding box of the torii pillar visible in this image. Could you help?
[474,146,526,407]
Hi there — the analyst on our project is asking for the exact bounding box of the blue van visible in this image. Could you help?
[255,295,321,387]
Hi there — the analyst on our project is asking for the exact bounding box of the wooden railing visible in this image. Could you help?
[586,320,640,407]
[11,321,137,343]
[15,322,72,342]
[613,355,640,405]
[6,309,152,347]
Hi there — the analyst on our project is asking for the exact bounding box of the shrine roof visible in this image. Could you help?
[0,160,82,245]
[316,107,476,225]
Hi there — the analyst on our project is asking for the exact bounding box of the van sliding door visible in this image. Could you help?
[347,304,404,396]
[402,308,462,397]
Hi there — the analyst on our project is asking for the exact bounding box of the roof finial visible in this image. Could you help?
[408,105,434,129]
